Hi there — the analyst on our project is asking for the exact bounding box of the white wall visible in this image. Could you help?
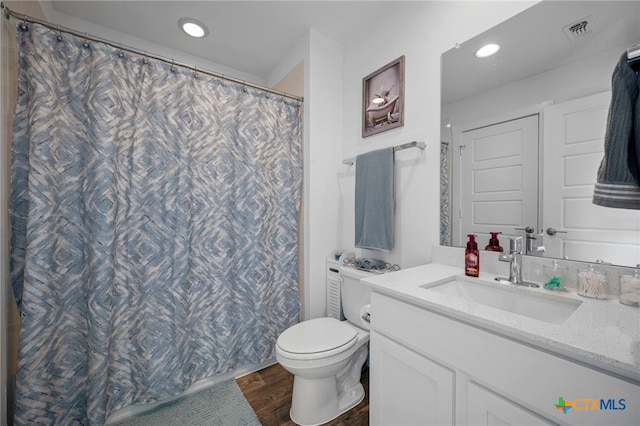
[267,1,539,318]
[304,30,344,319]
[335,1,537,271]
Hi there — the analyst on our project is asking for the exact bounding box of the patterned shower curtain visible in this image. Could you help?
[440,142,451,246]
[10,23,302,425]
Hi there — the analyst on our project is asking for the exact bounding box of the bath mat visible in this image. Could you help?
[111,380,261,426]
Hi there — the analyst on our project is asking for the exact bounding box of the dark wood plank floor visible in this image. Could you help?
[236,362,369,426]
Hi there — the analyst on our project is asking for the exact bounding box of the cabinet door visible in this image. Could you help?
[370,332,454,426]
[467,382,552,425]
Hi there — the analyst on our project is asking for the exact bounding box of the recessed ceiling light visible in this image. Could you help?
[475,43,500,58]
[178,18,209,38]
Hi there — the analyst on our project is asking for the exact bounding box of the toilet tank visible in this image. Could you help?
[339,266,373,327]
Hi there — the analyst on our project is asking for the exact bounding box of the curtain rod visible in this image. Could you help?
[0,2,304,103]
[342,141,426,165]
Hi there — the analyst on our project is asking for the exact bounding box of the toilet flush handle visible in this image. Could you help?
[361,312,371,323]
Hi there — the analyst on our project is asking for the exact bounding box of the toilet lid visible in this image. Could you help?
[277,317,357,355]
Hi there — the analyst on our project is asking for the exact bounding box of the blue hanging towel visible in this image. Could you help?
[355,147,395,251]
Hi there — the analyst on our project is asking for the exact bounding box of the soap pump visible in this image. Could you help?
[485,232,503,252]
[465,234,480,277]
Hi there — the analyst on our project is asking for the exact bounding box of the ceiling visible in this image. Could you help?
[442,1,640,105]
[44,1,639,102]
[48,1,390,81]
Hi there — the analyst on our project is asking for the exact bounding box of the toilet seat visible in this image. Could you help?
[276,317,358,360]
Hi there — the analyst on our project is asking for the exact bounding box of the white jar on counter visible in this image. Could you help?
[619,268,640,307]
[577,264,607,299]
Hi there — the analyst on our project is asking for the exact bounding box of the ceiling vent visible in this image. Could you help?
[562,15,598,41]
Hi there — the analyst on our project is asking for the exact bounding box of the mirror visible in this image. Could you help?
[440,1,640,267]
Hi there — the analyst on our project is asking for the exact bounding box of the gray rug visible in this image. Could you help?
[112,380,262,426]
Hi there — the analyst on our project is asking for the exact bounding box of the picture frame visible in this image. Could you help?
[362,55,405,138]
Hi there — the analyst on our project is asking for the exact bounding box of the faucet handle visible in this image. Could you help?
[508,235,523,254]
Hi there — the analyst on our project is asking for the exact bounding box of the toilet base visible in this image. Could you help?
[289,378,364,426]
[288,345,368,426]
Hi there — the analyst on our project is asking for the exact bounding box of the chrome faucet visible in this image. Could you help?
[496,236,539,287]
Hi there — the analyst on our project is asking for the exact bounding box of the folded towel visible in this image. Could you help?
[363,258,385,270]
[593,52,640,209]
[355,147,395,251]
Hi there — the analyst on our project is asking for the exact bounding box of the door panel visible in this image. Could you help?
[453,115,539,245]
[543,91,640,264]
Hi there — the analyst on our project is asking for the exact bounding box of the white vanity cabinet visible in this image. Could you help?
[369,291,639,426]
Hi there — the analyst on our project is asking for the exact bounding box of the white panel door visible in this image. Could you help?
[543,92,640,264]
[454,115,539,246]
[370,332,454,426]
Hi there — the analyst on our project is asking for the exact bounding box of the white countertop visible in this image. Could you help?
[362,263,640,383]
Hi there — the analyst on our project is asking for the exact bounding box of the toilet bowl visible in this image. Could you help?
[276,266,372,426]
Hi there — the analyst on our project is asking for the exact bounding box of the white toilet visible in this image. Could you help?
[275,266,372,426]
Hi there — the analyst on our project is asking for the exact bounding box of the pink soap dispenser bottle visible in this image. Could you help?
[465,234,480,277]
[485,232,504,252]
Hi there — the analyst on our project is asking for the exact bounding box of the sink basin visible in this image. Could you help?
[421,276,582,325]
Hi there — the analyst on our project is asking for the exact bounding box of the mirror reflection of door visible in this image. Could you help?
[452,115,539,246]
[544,91,640,264]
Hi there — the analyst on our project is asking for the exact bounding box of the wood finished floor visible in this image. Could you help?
[236,363,369,426]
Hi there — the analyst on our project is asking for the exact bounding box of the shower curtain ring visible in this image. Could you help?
[142,51,149,65]
[170,59,176,73]
[18,15,28,32]
[56,24,63,42]
[193,65,199,79]
[117,43,124,58]
[242,81,247,93]
[82,33,90,48]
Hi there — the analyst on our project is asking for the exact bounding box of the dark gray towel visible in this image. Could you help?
[593,52,640,209]
[355,147,394,251]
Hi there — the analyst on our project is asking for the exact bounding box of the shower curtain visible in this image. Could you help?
[440,142,451,246]
[10,23,302,425]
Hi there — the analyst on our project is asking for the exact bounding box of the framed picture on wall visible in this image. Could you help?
[362,55,405,138]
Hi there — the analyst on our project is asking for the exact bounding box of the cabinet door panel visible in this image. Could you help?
[370,332,454,426]
[468,382,552,426]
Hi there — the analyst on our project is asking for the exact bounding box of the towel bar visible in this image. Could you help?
[342,141,426,165]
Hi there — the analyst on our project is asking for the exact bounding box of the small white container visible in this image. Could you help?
[577,264,607,299]
[619,269,640,307]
